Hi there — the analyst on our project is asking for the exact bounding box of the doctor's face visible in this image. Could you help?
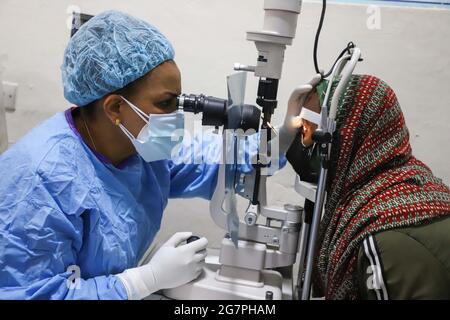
[115,60,182,138]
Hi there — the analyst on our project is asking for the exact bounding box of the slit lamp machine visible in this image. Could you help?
[165,0,362,300]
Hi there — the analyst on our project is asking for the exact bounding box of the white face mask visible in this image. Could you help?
[118,96,185,162]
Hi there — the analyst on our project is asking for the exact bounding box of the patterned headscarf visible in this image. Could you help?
[313,74,450,299]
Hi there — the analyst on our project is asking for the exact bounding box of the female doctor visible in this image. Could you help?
[0,10,312,300]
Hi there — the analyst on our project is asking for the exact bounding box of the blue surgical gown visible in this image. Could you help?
[0,109,285,300]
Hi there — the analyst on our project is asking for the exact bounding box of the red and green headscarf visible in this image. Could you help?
[313,74,450,299]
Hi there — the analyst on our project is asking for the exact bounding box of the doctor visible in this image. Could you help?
[0,10,313,300]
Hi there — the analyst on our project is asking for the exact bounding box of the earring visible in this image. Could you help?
[115,119,121,126]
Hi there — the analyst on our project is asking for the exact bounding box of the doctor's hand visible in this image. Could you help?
[278,74,322,155]
[117,232,208,300]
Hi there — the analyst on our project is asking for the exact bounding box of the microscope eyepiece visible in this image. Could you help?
[177,94,206,114]
[177,93,260,132]
[177,93,228,127]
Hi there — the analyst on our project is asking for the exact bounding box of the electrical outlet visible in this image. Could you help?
[2,81,18,112]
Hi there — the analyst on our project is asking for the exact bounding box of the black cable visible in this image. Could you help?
[313,0,357,79]
[313,0,327,77]
[322,42,355,78]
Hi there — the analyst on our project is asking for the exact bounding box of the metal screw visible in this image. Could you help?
[244,212,257,226]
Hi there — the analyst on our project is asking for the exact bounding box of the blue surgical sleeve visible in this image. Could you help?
[0,185,128,300]
[168,131,287,200]
[169,132,221,200]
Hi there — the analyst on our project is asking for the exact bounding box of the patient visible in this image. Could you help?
[286,74,450,300]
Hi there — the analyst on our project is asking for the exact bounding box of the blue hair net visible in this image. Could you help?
[62,10,175,107]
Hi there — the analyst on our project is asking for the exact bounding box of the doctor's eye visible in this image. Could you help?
[157,97,176,110]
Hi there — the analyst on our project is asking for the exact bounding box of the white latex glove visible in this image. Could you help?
[277,74,322,155]
[117,232,208,300]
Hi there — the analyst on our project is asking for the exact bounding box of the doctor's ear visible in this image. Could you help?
[102,94,124,125]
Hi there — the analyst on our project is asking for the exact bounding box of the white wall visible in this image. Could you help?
[1,0,449,246]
